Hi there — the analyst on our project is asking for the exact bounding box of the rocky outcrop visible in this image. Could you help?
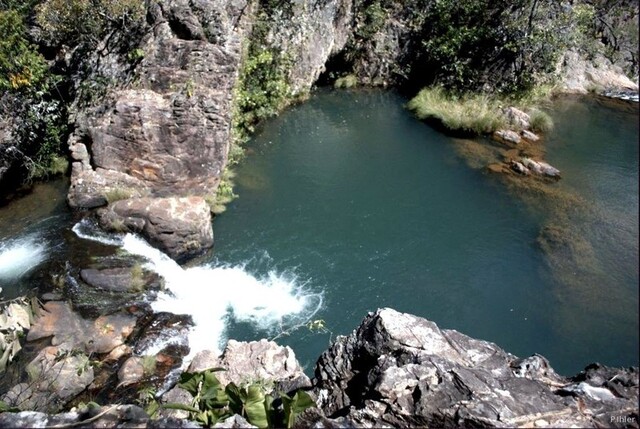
[1,308,638,427]
[559,50,639,96]
[97,196,213,261]
[67,1,252,208]
[311,308,639,428]
[188,339,311,392]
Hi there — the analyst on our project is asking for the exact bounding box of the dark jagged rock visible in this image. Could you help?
[310,308,639,428]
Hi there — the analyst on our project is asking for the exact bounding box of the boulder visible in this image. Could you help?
[521,129,541,142]
[522,158,561,178]
[97,196,214,261]
[117,357,145,387]
[26,301,137,355]
[311,308,639,428]
[504,107,531,129]
[80,268,136,292]
[493,129,522,144]
[2,346,94,412]
[189,340,311,393]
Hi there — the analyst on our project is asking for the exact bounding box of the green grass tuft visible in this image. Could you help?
[406,87,506,135]
[528,109,554,133]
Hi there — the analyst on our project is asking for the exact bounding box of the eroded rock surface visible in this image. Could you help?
[26,301,136,355]
[311,308,639,428]
[188,339,311,392]
[97,196,213,260]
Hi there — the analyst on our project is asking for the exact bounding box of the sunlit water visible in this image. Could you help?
[211,90,638,375]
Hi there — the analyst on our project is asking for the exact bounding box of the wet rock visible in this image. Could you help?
[80,267,136,292]
[97,196,213,261]
[504,106,531,129]
[189,340,311,393]
[510,160,531,176]
[493,129,522,144]
[117,356,145,387]
[522,158,561,178]
[26,301,137,355]
[311,308,639,428]
[521,129,541,142]
[158,386,193,419]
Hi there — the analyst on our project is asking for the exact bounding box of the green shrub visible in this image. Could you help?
[35,0,145,48]
[164,369,315,428]
[0,9,48,91]
[407,87,506,135]
[528,109,554,133]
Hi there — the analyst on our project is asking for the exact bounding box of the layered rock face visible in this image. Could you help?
[68,1,250,208]
[66,0,255,257]
[312,308,639,428]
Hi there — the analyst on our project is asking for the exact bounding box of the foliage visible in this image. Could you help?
[35,0,146,48]
[414,0,574,93]
[0,9,48,91]
[104,187,134,203]
[407,87,506,135]
[164,369,315,428]
[207,169,238,215]
[235,47,292,138]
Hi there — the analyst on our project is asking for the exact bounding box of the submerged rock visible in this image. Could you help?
[493,129,522,144]
[522,158,561,178]
[311,308,639,428]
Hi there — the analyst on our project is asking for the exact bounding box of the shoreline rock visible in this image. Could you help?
[1,307,637,428]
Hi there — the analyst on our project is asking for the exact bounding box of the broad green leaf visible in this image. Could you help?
[161,402,201,414]
[145,401,159,418]
[264,394,275,428]
[225,382,244,414]
[202,370,223,391]
[283,391,315,428]
[244,385,268,428]
[178,372,203,395]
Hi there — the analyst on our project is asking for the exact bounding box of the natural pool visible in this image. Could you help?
[0,90,637,376]
[214,91,639,375]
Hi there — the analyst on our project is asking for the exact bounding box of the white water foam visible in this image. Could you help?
[71,218,123,246]
[0,235,47,280]
[121,234,321,358]
[72,222,322,360]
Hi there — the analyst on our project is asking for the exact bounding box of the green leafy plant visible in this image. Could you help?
[164,369,315,428]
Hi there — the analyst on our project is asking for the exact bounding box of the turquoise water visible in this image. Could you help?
[1,91,637,376]
[213,90,639,375]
